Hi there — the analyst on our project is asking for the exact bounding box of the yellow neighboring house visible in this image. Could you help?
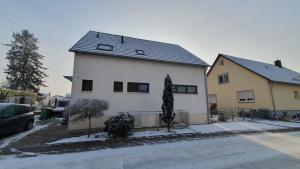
[207,54,300,115]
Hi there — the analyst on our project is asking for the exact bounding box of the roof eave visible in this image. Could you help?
[269,80,300,86]
[70,50,209,67]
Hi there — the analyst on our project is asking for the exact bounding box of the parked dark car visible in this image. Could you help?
[0,103,35,136]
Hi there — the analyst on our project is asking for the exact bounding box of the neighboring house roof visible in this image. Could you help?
[69,31,208,66]
[63,76,72,82]
[209,54,300,85]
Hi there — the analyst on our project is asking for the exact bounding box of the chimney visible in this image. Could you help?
[121,36,124,44]
[274,59,282,68]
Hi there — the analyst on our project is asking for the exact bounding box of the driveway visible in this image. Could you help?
[1,131,300,169]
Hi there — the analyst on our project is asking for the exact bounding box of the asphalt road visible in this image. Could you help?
[1,131,300,169]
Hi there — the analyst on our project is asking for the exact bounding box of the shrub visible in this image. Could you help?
[39,107,53,120]
[210,104,218,116]
[218,113,227,122]
[104,112,135,138]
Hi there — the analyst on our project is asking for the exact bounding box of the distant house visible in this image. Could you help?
[68,31,209,130]
[207,54,300,115]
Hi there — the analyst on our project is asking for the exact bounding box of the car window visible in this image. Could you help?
[1,105,16,118]
[16,105,30,115]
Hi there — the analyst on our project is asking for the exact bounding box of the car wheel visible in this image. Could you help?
[24,120,34,131]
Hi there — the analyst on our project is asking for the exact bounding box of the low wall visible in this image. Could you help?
[68,111,193,131]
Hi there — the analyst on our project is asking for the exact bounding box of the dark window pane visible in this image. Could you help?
[218,76,223,84]
[82,80,93,91]
[96,44,113,51]
[224,74,229,83]
[139,84,148,92]
[127,83,137,92]
[16,106,26,115]
[177,86,186,93]
[187,86,197,94]
[1,105,16,118]
[127,82,149,93]
[135,49,145,55]
[173,84,197,94]
[114,81,123,92]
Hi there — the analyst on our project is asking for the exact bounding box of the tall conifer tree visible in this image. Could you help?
[161,74,175,132]
[5,30,47,93]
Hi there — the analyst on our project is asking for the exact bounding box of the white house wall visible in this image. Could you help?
[69,53,208,130]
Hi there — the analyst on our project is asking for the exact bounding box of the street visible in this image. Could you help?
[1,131,300,169]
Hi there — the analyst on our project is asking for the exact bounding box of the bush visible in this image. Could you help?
[40,107,53,120]
[104,112,135,138]
[218,113,227,122]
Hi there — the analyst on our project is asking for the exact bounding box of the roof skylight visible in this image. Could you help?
[96,44,113,51]
[292,78,300,81]
[135,49,145,55]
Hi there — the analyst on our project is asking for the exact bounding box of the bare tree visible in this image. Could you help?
[66,98,109,137]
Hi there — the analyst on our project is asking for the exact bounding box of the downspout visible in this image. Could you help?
[269,82,276,119]
[203,67,211,124]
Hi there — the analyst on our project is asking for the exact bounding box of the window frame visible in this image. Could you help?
[1,105,16,118]
[208,94,217,104]
[113,81,123,92]
[135,49,145,55]
[96,43,113,51]
[219,59,224,66]
[294,91,300,100]
[172,84,198,94]
[218,73,229,84]
[82,80,93,92]
[127,82,149,93]
[16,105,30,115]
[237,90,255,103]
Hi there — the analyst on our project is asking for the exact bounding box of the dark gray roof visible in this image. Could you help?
[222,54,300,85]
[63,76,72,82]
[69,31,208,66]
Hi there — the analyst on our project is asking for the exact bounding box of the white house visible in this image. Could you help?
[68,31,209,130]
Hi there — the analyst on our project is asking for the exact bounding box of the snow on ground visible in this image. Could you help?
[47,133,107,145]
[47,121,293,145]
[252,120,300,128]
[190,121,287,133]
[0,123,50,149]
[2,131,300,169]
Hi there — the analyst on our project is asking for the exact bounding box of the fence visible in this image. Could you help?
[68,110,190,131]
[128,110,190,128]
[210,107,273,122]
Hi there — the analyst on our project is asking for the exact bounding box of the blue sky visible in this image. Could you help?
[0,0,299,95]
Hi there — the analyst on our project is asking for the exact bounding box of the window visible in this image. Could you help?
[208,94,217,104]
[82,80,93,91]
[172,85,197,94]
[294,91,300,100]
[114,81,123,92]
[96,44,113,51]
[219,59,224,66]
[237,90,255,103]
[16,105,30,115]
[218,73,229,84]
[127,82,149,93]
[1,105,16,118]
[135,49,145,55]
